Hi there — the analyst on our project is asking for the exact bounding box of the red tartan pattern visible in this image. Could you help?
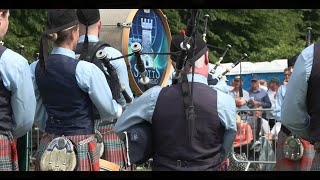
[96,122,129,169]
[0,134,19,171]
[275,130,315,171]
[310,150,320,171]
[34,133,100,171]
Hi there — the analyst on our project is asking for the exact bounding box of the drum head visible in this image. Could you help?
[100,9,172,95]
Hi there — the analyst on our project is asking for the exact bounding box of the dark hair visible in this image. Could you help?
[0,9,9,17]
[284,68,289,72]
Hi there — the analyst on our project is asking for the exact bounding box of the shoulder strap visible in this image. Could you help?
[80,41,110,62]
[0,45,7,58]
[81,41,121,100]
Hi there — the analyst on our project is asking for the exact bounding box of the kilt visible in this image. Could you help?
[311,149,320,171]
[95,120,129,170]
[275,130,314,171]
[0,132,19,171]
[34,133,100,171]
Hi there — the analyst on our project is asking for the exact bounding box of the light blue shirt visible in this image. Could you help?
[0,48,36,138]
[78,35,134,108]
[115,73,237,160]
[281,45,313,140]
[247,87,272,108]
[30,47,122,131]
[229,88,250,110]
[273,84,286,122]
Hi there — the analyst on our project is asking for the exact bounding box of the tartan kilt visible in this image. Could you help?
[95,121,128,169]
[275,130,314,171]
[311,150,320,171]
[0,134,19,171]
[34,133,100,171]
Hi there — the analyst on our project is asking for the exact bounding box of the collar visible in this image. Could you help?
[251,87,261,93]
[187,74,208,85]
[78,35,99,43]
[51,47,76,59]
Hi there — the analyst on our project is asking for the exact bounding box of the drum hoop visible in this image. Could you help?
[123,9,172,95]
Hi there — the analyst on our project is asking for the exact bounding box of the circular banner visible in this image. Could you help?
[100,9,172,95]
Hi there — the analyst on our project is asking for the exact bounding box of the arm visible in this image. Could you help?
[260,92,272,108]
[114,86,162,140]
[273,85,285,122]
[76,61,122,120]
[216,90,237,160]
[29,60,48,132]
[0,50,36,138]
[107,47,134,107]
[269,85,286,138]
[234,98,247,107]
[281,50,312,140]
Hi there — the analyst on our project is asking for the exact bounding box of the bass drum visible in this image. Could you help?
[99,9,172,95]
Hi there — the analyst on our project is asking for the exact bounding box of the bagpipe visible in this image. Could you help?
[209,44,232,76]
[201,13,243,87]
[97,9,213,166]
[209,53,248,86]
[306,27,312,48]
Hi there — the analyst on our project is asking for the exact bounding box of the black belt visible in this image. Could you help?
[281,125,291,136]
[98,119,117,126]
[313,142,320,151]
[154,156,218,168]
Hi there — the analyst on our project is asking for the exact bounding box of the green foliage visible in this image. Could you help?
[4,9,47,63]
[162,9,317,63]
[3,9,320,64]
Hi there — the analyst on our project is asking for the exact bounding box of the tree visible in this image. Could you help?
[4,9,47,63]
[3,9,319,64]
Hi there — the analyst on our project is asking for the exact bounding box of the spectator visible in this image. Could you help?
[259,79,268,91]
[266,77,280,128]
[283,68,291,85]
[229,75,250,111]
[247,75,271,110]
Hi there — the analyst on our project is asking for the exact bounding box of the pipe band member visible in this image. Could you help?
[30,9,122,171]
[0,9,36,171]
[114,34,237,171]
[75,9,133,170]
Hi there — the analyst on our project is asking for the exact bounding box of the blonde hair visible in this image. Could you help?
[259,79,267,86]
[47,24,79,45]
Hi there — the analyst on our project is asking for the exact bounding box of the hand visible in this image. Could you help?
[267,133,274,140]
[249,100,260,108]
[235,98,247,107]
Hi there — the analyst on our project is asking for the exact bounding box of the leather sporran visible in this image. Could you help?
[283,135,304,161]
[40,136,77,171]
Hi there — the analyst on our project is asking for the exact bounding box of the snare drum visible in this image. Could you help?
[99,9,172,95]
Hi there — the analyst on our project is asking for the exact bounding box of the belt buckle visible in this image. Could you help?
[177,160,181,167]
